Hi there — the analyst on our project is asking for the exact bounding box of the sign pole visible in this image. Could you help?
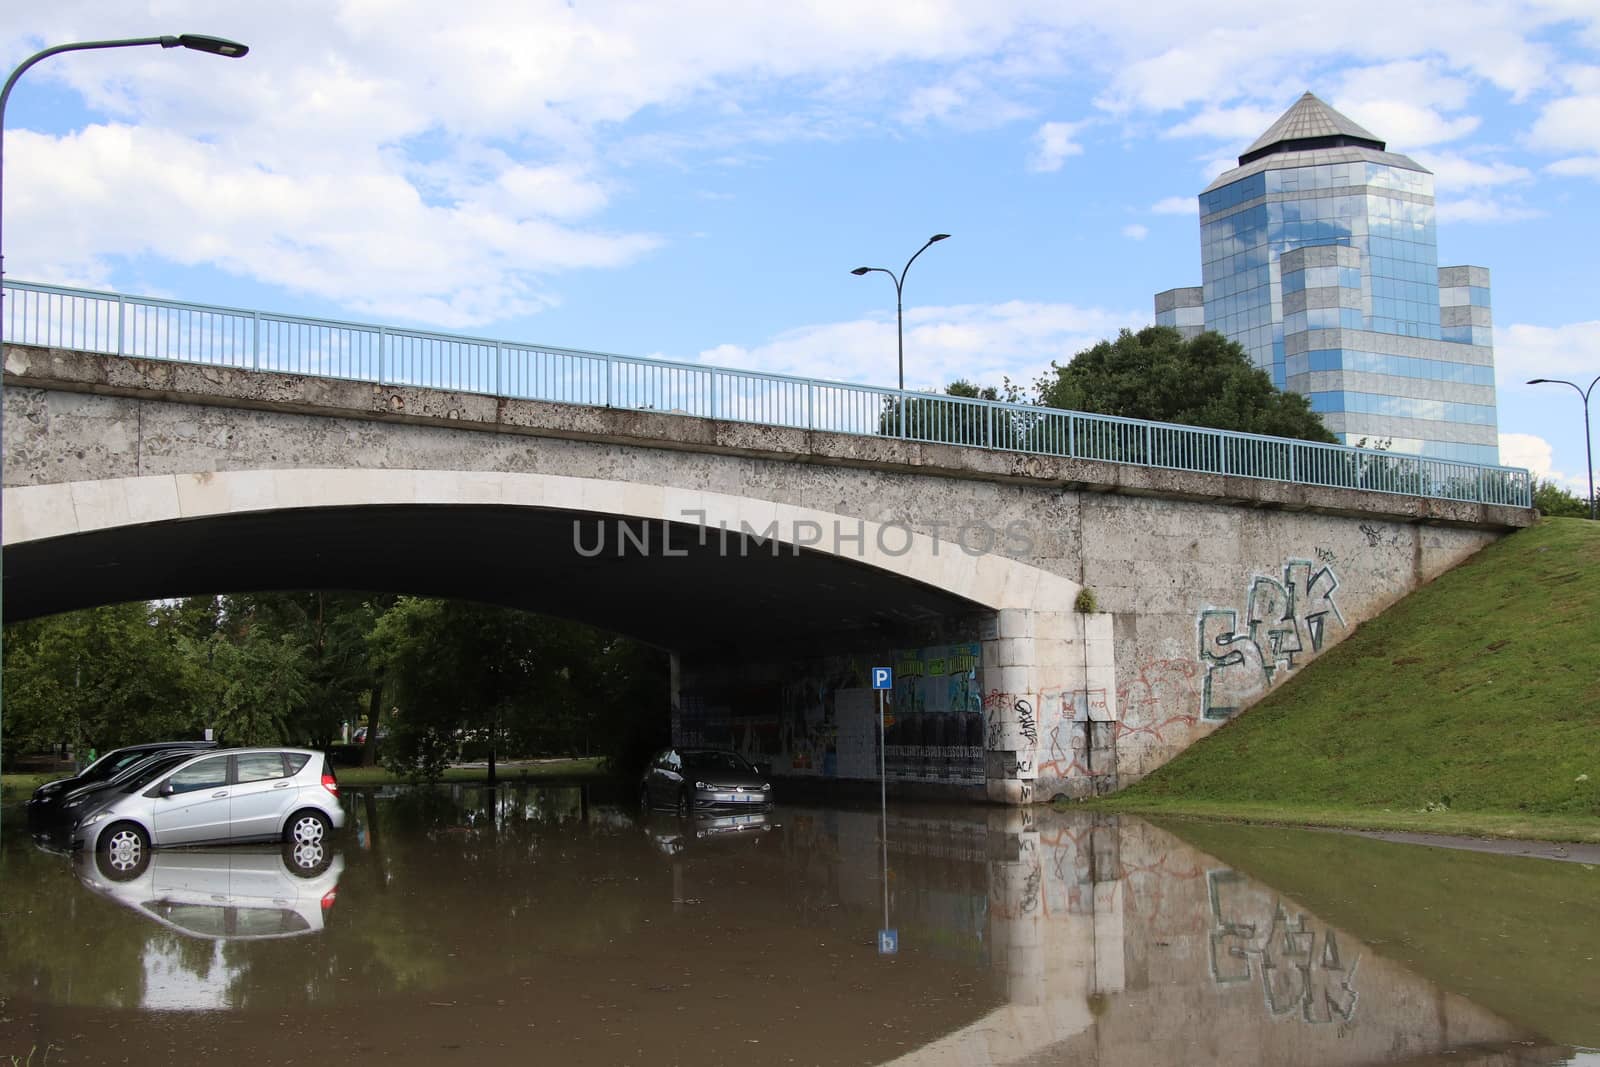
[871,666,896,955]
[879,685,888,934]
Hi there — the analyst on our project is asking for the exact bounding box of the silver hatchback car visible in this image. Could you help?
[71,748,345,875]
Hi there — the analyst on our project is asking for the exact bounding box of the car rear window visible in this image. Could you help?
[236,752,289,783]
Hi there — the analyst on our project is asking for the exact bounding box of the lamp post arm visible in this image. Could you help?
[2,37,176,294]
[3,36,175,120]
[897,235,941,290]
[1529,375,1600,520]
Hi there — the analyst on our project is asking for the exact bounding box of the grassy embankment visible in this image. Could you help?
[1,756,605,803]
[1098,517,1600,843]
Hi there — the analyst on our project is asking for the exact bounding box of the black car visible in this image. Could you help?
[26,741,218,829]
[640,748,772,815]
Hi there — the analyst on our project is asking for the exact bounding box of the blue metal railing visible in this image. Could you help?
[0,280,1532,508]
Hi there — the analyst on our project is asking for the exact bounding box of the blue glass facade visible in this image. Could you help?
[1200,162,1444,387]
[1162,93,1499,465]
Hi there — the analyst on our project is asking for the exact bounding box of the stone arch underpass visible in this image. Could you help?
[2,339,1533,803]
[5,468,1104,804]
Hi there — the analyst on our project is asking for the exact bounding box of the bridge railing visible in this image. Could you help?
[1,280,1532,508]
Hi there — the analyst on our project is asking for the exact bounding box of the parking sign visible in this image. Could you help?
[871,667,893,690]
[878,928,898,955]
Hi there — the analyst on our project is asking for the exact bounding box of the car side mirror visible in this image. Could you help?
[159,782,176,798]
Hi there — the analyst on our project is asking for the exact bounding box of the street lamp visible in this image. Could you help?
[851,233,949,392]
[0,33,249,775]
[1527,375,1600,520]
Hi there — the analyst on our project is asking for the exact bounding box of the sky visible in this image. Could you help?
[3,1,1598,493]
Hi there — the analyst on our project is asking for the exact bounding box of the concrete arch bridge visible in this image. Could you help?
[1,284,1533,802]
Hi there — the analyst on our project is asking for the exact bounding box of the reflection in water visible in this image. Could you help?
[0,784,1588,1065]
[73,842,343,944]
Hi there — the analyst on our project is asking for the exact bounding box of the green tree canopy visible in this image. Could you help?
[1032,326,1337,442]
[1532,478,1592,518]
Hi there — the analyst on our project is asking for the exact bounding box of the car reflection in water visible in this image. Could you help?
[642,807,778,857]
[72,841,345,941]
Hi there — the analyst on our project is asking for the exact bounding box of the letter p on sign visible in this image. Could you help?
[872,667,893,690]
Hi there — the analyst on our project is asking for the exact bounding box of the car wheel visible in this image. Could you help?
[286,809,331,847]
[676,788,691,817]
[96,822,151,881]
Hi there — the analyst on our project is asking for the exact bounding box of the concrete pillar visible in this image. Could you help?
[981,608,1118,804]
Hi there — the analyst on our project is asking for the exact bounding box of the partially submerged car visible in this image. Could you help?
[32,749,200,847]
[639,748,773,815]
[69,748,345,876]
[26,740,218,828]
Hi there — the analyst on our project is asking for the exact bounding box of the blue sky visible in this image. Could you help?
[4,2,1598,491]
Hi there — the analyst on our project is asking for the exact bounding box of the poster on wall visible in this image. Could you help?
[835,688,877,780]
[887,643,984,783]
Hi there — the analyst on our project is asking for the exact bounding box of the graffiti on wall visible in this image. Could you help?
[1115,659,1201,753]
[681,643,986,784]
[1199,559,1344,721]
[1208,869,1360,1025]
[886,644,984,782]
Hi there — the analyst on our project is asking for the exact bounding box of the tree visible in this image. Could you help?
[1,603,208,765]
[1532,478,1589,518]
[879,378,1032,448]
[1032,326,1337,443]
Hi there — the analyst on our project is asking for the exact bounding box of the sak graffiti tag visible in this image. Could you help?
[1198,559,1344,721]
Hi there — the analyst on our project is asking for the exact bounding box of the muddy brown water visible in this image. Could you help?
[0,783,1593,1065]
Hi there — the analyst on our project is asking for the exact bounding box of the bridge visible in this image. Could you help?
[1,281,1534,803]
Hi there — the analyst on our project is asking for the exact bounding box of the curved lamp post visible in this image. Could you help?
[0,33,249,776]
[851,233,949,392]
[1527,375,1599,520]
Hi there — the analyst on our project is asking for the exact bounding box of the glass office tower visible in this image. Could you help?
[1155,93,1498,464]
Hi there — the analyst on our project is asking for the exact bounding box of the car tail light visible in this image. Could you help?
[321,772,339,797]
[321,888,337,910]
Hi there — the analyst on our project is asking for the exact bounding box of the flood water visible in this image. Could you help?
[1,782,1595,1066]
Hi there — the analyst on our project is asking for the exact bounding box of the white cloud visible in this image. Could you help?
[1150,195,1195,215]
[1528,94,1600,153]
[1414,152,1532,190]
[1029,121,1086,172]
[1493,321,1600,389]
[1122,223,1149,240]
[1499,433,1593,496]
[1498,433,1556,480]
[6,125,658,327]
[1332,99,1479,147]
[1164,104,1280,141]
[1434,197,1541,224]
[695,299,1142,392]
[1547,156,1600,180]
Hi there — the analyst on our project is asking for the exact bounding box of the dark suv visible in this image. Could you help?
[26,741,218,829]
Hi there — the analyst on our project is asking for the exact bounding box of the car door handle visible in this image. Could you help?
[273,782,290,789]
[212,790,229,798]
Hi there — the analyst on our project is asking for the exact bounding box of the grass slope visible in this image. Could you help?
[1109,518,1600,834]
